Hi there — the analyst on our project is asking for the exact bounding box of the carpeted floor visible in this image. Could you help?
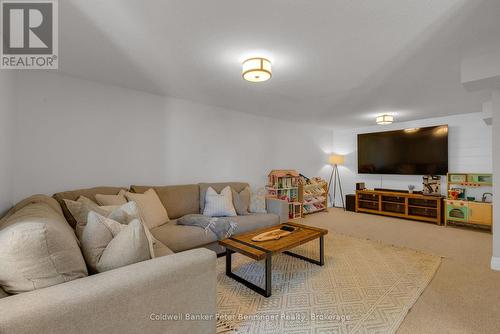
[302,208,500,334]
[217,232,440,333]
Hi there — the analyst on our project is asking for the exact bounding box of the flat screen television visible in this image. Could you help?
[357,125,448,175]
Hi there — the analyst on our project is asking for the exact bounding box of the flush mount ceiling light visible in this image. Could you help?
[376,114,394,125]
[242,57,272,82]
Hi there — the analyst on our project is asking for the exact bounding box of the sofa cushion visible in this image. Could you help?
[231,213,280,234]
[153,240,175,257]
[53,187,126,228]
[125,189,169,229]
[151,220,218,253]
[203,186,237,217]
[95,189,127,206]
[130,184,200,219]
[232,186,251,215]
[0,197,87,294]
[199,182,249,213]
[150,213,279,253]
[81,212,151,273]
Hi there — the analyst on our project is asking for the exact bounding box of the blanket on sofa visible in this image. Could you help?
[176,214,237,239]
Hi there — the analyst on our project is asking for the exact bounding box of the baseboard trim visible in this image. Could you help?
[491,256,500,271]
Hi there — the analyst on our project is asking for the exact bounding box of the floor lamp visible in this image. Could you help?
[327,154,345,210]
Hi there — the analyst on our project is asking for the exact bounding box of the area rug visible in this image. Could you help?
[216,233,441,333]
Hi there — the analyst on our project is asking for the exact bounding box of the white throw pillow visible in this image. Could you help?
[249,187,267,213]
[203,186,237,217]
[125,189,170,229]
[81,212,152,273]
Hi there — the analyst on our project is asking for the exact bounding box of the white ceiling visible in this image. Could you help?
[60,0,500,128]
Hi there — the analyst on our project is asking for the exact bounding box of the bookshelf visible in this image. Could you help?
[266,170,302,219]
[300,179,328,215]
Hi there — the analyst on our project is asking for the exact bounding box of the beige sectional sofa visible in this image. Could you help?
[0,182,288,334]
[130,182,288,253]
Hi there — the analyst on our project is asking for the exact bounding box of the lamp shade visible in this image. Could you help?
[329,154,344,165]
[242,57,272,82]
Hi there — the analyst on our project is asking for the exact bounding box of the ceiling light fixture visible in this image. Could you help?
[242,57,272,82]
[376,114,394,125]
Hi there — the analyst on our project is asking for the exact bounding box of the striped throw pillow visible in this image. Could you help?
[203,186,237,217]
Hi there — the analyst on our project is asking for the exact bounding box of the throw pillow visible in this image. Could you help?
[249,187,267,213]
[203,186,237,217]
[125,189,170,229]
[95,189,127,206]
[81,212,151,273]
[232,186,251,215]
[63,196,116,240]
[0,202,88,294]
[107,201,161,258]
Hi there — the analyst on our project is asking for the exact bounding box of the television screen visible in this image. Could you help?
[357,125,448,175]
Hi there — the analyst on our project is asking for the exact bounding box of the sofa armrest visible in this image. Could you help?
[0,248,217,334]
[266,198,289,223]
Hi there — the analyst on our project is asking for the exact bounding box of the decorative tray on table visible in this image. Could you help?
[251,225,297,242]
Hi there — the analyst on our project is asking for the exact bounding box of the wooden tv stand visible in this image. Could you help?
[355,189,443,225]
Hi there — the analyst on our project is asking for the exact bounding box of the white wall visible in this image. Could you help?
[331,112,492,206]
[13,72,332,201]
[0,72,16,214]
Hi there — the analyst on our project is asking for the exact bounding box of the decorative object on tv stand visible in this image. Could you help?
[266,170,302,219]
[356,182,366,191]
[299,175,328,215]
[376,114,394,125]
[242,57,272,82]
[408,185,415,194]
[422,175,441,196]
[327,154,345,210]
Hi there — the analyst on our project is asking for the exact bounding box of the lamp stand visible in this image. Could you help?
[327,164,345,210]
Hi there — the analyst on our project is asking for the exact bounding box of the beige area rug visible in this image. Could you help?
[216,234,441,333]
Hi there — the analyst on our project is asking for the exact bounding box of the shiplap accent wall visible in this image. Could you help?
[331,112,492,206]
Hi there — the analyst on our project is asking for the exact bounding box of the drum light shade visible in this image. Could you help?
[242,57,272,82]
[376,114,394,125]
[329,154,345,165]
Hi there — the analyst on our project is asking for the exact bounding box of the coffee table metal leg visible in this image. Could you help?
[319,235,324,266]
[283,235,325,266]
[265,254,272,297]
[225,248,233,275]
[225,250,272,298]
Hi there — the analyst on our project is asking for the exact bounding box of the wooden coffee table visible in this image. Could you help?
[219,222,328,297]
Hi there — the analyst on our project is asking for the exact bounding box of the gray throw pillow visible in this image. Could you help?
[249,187,267,213]
[81,212,151,273]
[232,186,251,215]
